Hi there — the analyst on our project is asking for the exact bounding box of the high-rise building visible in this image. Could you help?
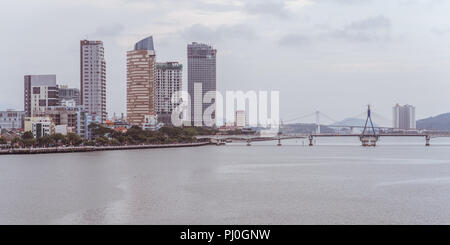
[393,104,416,130]
[24,75,59,118]
[235,110,246,128]
[155,62,182,125]
[126,36,156,126]
[80,40,106,123]
[58,85,80,106]
[187,42,217,127]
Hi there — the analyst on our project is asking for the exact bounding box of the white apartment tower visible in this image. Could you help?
[393,104,416,130]
[155,62,182,124]
[80,40,106,123]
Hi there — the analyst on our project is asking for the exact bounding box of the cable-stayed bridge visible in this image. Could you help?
[198,105,450,146]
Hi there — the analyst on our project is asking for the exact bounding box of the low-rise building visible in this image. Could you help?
[0,110,25,130]
[24,117,54,138]
[54,125,68,135]
[33,106,89,139]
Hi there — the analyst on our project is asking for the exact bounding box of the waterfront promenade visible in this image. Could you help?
[0,142,210,155]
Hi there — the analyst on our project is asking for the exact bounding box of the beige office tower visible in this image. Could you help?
[80,40,106,123]
[126,36,156,126]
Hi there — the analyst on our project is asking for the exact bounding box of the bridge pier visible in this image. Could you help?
[308,135,314,146]
[425,135,430,146]
[360,136,378,147]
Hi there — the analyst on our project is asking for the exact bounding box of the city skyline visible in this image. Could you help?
[1,0,450,123]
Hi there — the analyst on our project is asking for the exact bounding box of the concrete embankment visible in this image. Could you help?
[0,142,211,155]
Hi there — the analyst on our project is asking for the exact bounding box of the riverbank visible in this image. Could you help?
[0,142,211,155]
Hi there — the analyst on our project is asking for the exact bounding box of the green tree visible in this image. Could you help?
[95,136,109,146]
[126,126,146,143]
[11,137,21,148]
[66,133,83,146]
[51,133,66,146]
[83,139,95,146]
[21,131,35,147]
[22,131,34,140]
[109,138,121,146]
[37,135,52,147]
[22,138,36,147]
[89,123,113,138]
[0,136,7,145]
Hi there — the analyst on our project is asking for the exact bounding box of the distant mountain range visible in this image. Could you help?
[331,118,378,127]
[417,113,450,130]
[282,123,335,134]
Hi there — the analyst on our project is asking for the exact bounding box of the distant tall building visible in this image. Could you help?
[235,110,246,128]
[126,36,156,126]
[58,85,80,107]
[393,104,416,129]
[24,75,59,117]
[187,42,217,126]
[80,40,106,123]
[155,62,182,124]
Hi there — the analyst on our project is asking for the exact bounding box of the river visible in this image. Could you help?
[1,137,450,224]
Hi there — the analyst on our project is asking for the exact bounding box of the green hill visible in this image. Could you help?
[417,113,450,130]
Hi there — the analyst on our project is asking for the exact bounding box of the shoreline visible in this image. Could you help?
[0,142,211,155]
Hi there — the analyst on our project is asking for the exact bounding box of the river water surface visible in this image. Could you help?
[1,137,450,224]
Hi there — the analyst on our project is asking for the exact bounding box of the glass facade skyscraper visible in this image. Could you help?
[187,42,217,126]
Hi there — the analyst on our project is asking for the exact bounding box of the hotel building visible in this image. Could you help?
[126,36,156,126]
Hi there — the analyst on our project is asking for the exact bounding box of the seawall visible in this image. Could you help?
[0,142,211,155]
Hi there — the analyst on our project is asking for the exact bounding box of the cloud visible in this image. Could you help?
[313,0,373,4]
[92,23,125,37]
[244,1,290,18]
[278,33,310,46]
[278,15,392,46]
[430,27,450,36]
[329,15,392,42]
[181,24,257,42]
[399,0,444,6]
[244,0,312,19]
[346,15,391,30]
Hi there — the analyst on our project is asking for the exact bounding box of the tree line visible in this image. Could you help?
[0,123,219,148]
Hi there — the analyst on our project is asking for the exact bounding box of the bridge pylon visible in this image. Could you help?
[360,105,379,147]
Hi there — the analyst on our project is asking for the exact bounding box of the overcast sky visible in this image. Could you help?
[1,0,450,125]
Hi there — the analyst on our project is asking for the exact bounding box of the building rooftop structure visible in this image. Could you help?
[134,36,154,51]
